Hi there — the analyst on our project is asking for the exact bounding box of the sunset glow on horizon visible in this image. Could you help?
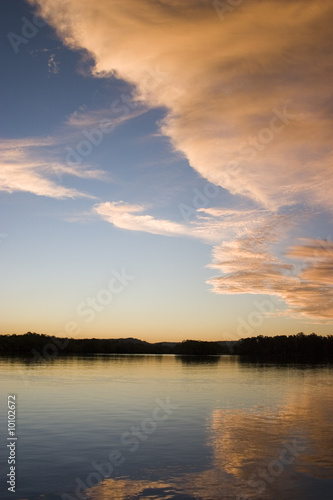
[1,0,333,342]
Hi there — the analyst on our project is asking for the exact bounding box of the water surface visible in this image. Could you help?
[0,355,332,499]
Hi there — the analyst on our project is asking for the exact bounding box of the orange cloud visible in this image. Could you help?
[27,0,333,211]
[94,201,189,236]
[94,203,333,320]
[93,201,268,242]
[26,0,333,321]
[289,239,333,286]
[209,232,333,321]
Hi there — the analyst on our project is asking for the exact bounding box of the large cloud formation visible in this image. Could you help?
[27,0,333,209]
[27,0,333,320]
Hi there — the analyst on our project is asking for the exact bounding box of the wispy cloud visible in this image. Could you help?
[26,0,333,321]
[93,199,284,247]
[94,202,333,320]
[64,101,146,129]
[0,92,145,198]
[0,137,104,199]
[94,201,192,237]
[93,201,264,242]
[209,229,333,321]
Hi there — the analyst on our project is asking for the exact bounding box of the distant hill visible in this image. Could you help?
[0,332,233,357]
[0,332,332,362]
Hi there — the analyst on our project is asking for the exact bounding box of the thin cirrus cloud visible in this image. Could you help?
[93,200,220,241]
[64,101,147,130]
[0,99,145,199]
[94,201,190,237]
[93,202,267,242]
[0,137,104,199]
[26,0,333,321]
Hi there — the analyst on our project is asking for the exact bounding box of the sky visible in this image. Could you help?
[1,0,333,342]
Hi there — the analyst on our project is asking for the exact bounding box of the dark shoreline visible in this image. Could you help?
[0,332,332,363]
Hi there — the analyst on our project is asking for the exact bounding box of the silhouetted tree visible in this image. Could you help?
[234,333,333,363]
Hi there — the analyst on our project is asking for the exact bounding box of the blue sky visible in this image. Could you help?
[1,0,333,341]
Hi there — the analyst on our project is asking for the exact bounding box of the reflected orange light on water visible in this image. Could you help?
[83,367,333,500]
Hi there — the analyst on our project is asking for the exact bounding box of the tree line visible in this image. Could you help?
[234,332,333,362]
[0,333,229,356]
[0,332,332,362]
